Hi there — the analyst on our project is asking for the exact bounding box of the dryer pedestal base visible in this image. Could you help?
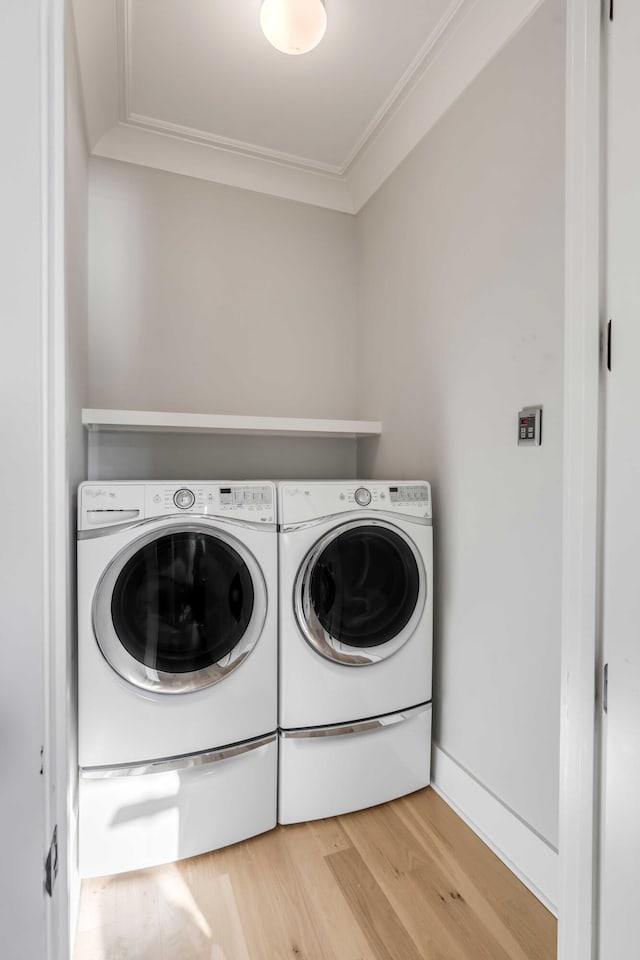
[79,734,277,878]
[278,703,431,825]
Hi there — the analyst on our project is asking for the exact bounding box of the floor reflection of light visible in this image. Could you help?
[158,864,212,940]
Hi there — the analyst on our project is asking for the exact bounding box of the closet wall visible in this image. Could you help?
[86,159,360,480]
[357,0,565,850]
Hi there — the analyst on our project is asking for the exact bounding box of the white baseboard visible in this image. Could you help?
[431,745,558,916]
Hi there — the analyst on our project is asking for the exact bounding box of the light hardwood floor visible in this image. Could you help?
[74,787,556,960]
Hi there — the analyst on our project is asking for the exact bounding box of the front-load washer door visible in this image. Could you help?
[295,519,426,665]
[93,523,267,693]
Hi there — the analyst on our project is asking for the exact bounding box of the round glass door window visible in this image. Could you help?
[295,520,425,665]
[93,524,267,693]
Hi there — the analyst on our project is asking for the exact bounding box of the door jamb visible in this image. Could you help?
[558,1,605,957]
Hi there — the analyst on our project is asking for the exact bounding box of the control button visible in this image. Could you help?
[339,493,346,501]
[354,487,372,507]
[153,494,161,504]
[173,488,195,510]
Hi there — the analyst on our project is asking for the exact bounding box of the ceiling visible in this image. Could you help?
[72,0,543,212]
[124,0,453,172]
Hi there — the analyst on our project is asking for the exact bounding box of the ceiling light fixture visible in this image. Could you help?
[260,0,327,56]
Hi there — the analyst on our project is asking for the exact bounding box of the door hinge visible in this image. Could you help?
[44,825,58,897]
[603,663,609,714]
[607,319,612,371]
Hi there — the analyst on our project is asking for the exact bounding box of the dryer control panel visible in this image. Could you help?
[78,481,276,530]
[278,481,432,525]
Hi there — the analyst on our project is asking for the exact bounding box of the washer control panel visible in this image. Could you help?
[148,484,274,521]
[389,485,429,503]
[78,481,276,529]
[219,486,274,506]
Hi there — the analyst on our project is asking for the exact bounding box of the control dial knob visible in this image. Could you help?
[173,487,195,510]
[354,487,372,507]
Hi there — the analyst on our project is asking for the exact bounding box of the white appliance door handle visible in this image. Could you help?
[279,703,430,740]
[80,732,277,779]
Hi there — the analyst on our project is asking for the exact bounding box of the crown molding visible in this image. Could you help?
[339,0,467,173]
[74,0,546,213]
[346,0,547,211]
[125,113,344,176]
[92,121,355,212]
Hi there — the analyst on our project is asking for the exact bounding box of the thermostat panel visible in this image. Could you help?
[518,406,542,446]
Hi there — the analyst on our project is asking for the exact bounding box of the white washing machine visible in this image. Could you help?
[77,480,277,877]
[278,480,433,824]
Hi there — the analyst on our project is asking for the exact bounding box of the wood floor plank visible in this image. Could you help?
[395,790,556,959]
[308,815,353,857]
[339,801,519,960]
[213,826,331,959]
[74,788,557,960]
[91,869,163,960]
[280,821,372,960]
[75,874,118,935]
[160,863,251,960]
[325,846,425,960]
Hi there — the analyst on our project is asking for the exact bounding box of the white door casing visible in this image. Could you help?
[599,1,640,955]
[0,1,66,959]
[558,1,605,958]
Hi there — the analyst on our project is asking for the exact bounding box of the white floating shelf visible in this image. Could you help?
[82,409,382,440]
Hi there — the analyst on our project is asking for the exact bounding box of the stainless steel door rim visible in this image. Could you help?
[293,518,426,666]
[92,521,268,693]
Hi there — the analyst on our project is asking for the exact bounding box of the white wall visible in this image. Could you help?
[87,431,356,483]
[63,3,88,950]
[88,159,358,419]
[357,0,565,849]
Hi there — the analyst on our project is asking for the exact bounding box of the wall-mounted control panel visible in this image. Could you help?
[518,406,542,446]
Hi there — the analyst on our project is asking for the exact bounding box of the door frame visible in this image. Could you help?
[42,0,607,956]
[558,1,606,957]
[45,0,69,956]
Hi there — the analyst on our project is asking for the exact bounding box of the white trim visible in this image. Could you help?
[346,0,546,210]
[558,1,604,959]
[82,408,382,439]
[92,122,355,213]
[44,0,71,957]
[74,0,545,211]
[339,0,467,173]
[125,113,343,175]
[431,746,559,915]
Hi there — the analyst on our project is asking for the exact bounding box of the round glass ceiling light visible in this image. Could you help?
[260,0,327,56]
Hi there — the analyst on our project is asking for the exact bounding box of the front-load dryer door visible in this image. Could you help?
[295,519,426,665]
[93,523,267,693]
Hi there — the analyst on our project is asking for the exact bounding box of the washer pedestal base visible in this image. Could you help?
[278,703,431,825]
[79,734,277,878]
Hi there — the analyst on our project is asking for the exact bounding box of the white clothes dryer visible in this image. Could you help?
[77,481,277,877]
[277,480,433,824]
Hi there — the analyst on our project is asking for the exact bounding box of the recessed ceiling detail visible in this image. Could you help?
[72,0,545,212]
